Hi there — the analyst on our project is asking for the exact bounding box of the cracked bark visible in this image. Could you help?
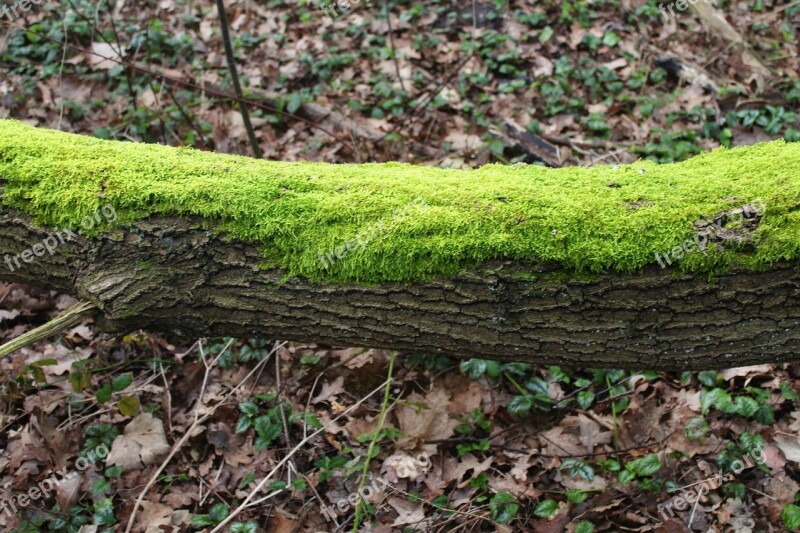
[1,210,798,370]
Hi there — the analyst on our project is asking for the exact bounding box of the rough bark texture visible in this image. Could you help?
[2,210,798,370]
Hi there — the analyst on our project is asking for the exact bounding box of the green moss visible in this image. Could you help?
[1,119,799,283]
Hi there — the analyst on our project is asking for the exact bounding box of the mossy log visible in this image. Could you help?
[1,120,799,369]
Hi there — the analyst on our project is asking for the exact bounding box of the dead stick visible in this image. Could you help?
[0,301,96,359]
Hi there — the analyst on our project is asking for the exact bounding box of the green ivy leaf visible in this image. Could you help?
[460,359,488,380]
[507,395,533,415]
[209,503,230,523]
[597,458,620,472]
[783,504,800,530]
[91,478,111,496]
[721,481,746,499]
[754,405,775,425]
[618,469,635,483]
[489,492,519,524]
[111,373,133,392]
[235,416,252,434]
[95,384,113,404]
[105,465,124,478]
[268,480,288,491]
[602,31,620,47]
[69,369,92,392]
[700,388,730,414]
[533,498,558,518]
[576,390,595,410]
[231,522,258,533]
[548,366,570,383]
[287,93,303,114]
[92,499,116,526]
[739,432,765,454]
[566,489,589,504]
[190,515,214,527]
[734,396,759,417]
[560,459,595,482]
[238,401,259,416]
[484,360,503,377]
[684,417,709,440]
[697,371,719,387]
[627,454,661,477]
[575,521,595,533]
[781,382,799,401]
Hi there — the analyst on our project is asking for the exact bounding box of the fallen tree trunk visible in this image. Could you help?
[1,120,799,369]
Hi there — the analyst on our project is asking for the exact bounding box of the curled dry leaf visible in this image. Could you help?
[106,413,170,471]
[382,452,429,482]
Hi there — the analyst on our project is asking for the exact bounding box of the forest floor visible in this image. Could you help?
[1,0,800,531]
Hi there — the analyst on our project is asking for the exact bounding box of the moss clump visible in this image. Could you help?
[0,119,799,283]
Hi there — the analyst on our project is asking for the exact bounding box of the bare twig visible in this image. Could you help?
[0,301,96,359]
[214,0,262,158]
[383,0,406,93]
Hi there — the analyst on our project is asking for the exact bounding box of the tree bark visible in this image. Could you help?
[2,209,799,370]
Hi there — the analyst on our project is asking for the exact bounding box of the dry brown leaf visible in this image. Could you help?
[23,390,71,415]
[54,473,81,510]
[136,500,173,533]
[90,42,122,70]
[268,512,298,533]
[163,486,197,508]
[442,453,494,489]
[774,434,800,463]
[578,413,612,450]
[396,387,459,449]
[106,413,170,471]
[311,376,345,404]
[387,495,427,528]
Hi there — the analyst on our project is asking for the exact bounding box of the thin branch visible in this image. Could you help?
[214,0,262,158]
[383,0,406,93]
[0,301,96,359]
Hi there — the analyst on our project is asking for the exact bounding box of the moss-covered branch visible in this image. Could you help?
[1,120,799,369]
